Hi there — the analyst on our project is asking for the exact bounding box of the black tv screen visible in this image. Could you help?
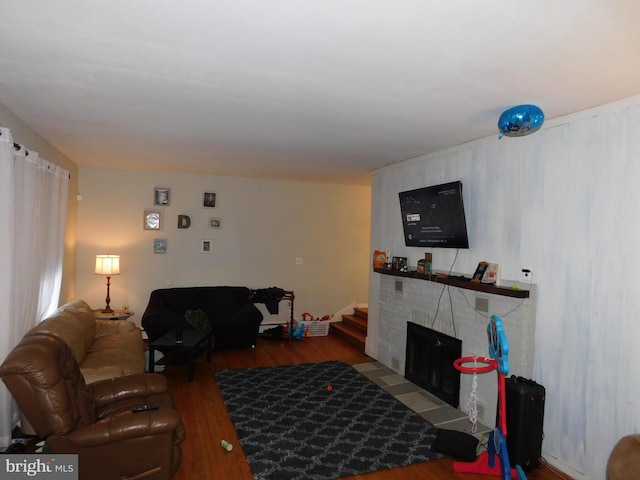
[399,181,469,248]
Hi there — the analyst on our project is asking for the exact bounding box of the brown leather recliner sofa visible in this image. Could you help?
[29,299,145,384]
[0,333,185,480]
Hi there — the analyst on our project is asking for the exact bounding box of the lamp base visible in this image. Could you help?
[102,275,114,314]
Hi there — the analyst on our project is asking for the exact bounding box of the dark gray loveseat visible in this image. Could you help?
[141,286,264,349]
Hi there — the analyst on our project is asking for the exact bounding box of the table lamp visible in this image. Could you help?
[94,254,120,313]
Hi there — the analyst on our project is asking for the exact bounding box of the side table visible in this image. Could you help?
[95,310,134,321]
[148,329,213,382]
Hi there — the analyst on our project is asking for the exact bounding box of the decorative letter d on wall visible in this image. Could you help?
[177,215,191,229]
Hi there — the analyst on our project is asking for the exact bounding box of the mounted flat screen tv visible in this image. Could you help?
[399,180,469,248]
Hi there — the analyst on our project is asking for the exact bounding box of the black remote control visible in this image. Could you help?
[132,403,159,413]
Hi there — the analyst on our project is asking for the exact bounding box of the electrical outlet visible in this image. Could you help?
[475,297,489,313]
[295,257,303,265]
[520,268,533,283]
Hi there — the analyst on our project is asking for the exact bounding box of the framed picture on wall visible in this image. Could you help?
[143,211,162,230]
[208,217,223,229]
[203,192,217,208]
[154,187,170,206]
[154,239,167,253]
[201,239,213,253]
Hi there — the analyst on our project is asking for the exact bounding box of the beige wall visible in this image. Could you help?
[1,99,371,323]
[77,168,371,326]
[0,103,78,304]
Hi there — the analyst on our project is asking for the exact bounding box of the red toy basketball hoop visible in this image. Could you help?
[453,356,498,374]
[452,316,526,480]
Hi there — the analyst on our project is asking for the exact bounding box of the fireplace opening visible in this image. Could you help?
[405,322,462,407]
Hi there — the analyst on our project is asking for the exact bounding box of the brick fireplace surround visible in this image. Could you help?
[375,272,536,428]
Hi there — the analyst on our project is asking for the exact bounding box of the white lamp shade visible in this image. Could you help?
[95,255,120,275]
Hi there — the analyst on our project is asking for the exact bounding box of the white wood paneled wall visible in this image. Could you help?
[369,95,640,480]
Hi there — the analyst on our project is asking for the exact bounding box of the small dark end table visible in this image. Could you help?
[148,329,213,382]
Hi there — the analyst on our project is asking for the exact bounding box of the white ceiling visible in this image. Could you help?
[1,1,639,185]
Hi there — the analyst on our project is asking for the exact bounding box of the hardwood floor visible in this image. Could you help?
[165,335,571,480]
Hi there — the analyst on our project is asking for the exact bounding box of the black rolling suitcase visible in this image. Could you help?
[505,375,545,470]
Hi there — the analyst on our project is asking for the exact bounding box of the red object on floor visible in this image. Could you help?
[454,451,518,478]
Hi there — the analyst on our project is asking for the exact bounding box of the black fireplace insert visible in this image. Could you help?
[405,322,462,407]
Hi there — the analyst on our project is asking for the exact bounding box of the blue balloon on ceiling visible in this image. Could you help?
[498,104,544,138]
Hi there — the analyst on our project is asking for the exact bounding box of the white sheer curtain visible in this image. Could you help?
[0,126,69,447]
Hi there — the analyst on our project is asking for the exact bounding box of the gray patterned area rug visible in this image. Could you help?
[214,360,442,480]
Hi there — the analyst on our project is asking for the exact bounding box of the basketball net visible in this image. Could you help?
[467,358,478,433]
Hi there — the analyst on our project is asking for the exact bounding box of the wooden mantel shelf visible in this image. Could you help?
[373,267,529,298]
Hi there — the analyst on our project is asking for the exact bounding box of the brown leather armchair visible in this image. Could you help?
[607,434,640,480]
[0,333,185,480]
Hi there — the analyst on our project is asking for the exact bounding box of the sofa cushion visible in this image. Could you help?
[28,299,96,364]
[95,318,137,338]
[80,365,125,384]
[83,330,146,379]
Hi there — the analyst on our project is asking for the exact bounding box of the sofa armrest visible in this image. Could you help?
[64,408,182,447]
[236,301,264,323]
[208,301,264,349]
[95,319,136,338]
[87,373,168,406]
